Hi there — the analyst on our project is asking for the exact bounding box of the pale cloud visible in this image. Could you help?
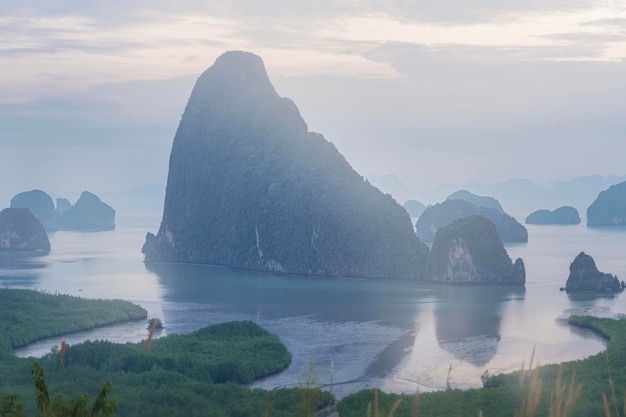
[2,0,626,199]
[2,0,626,103]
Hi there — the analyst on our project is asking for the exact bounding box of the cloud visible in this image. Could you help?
[582,17,626,28]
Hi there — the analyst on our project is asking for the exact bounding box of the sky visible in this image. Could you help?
[2,1,626,208]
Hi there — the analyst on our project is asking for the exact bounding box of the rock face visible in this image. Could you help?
[426,215,525,285]
[587,181,626,225]
[143,51,429,279]
[525,206,580,224]
[403,200,426,217]
[0,208,50,251]
[416,199,528,243]
[56,191,115,231]
[565,252,622,292]
[446,190,505,214]
[10,190,55,230]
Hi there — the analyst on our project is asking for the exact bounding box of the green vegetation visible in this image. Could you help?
[0,288,147,351]
[338,315,626,417]
[146,317,163,330]
[1,361,116,417]
[0,320,323,417]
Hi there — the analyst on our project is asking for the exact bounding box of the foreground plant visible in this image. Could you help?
[0,362,116,417]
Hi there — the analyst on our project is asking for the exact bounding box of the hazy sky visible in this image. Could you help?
[2,1,626,206]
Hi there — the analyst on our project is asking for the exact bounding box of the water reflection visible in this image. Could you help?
[0,251,48,269]
[433,285,526,367]
[147,262,427,326]
[0,251,48,287]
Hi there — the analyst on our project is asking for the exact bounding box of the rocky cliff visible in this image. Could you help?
[587,181,626,226]
[416,199,527,243]
[427,215,525,285]
[143,51,429,279]
[565,252,622,292]
[0,208,50,251]
[10,190,55,230]
[525,206,580,224]
[55,191,115,231]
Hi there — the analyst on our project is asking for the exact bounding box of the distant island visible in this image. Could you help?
[10,190,115,231]
[0,208,50,251]
[525,206,580,225]
[143,51,429,279]
[587,180,626,226]
[416,198,528,243]
[445,189,505,213]
[426,215,525,285]
[55,191,115,231]
[563,252,624,293]
[403,199,426,217]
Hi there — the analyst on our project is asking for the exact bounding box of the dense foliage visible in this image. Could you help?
[525,206,580,225]
[426,215,525,284]
[143,51,429,279]
[338,316,626,417]
[587,180,626,226]
[0,288,147,351]
[0,321,328,417]
[416,199,528,243]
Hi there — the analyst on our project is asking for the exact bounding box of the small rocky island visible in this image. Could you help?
[525,206,580,225]
[564,252,624,292]
[416,199,528,243]
[0,208,50,251]
[587,181,626,226]
[9,190,115,231]
[143,51,429,279]
[56,191,116,231]
[426,215,525,285]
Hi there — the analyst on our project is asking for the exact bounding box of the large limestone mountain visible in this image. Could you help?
[143,51,429,279]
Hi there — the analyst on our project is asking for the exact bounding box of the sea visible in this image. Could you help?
[2,213,625,399]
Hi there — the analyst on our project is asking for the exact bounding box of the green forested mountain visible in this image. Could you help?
[426,215,525,284]
[143,51,429,279]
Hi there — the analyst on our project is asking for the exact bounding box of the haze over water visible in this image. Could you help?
[3,214,625,398]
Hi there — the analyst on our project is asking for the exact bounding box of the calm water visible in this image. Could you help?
[3,215,626,398]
